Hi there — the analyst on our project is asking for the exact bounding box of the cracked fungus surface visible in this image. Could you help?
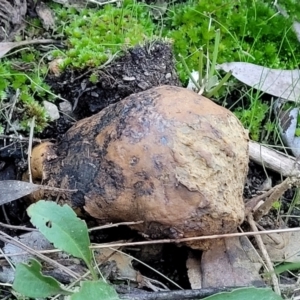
[37,85,249,249]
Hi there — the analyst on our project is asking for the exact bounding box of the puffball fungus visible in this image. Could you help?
[30,86,249,249]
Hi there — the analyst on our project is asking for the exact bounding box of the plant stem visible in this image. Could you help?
[198,47,203,87]
[207,70,232,98]
[209,29,220,79]
[88,263,98,281]
[179,54,201,91]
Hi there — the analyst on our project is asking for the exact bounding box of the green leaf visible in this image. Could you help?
[204,287,283,300]
[12,259,68,298]
[71,281,120,300]
[295,128,300,137]
[274,261,300,274]
[27,200,92,266]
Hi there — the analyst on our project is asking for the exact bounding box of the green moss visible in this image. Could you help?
[275,0,300,21]
[0,61,51,133]
[234,96,269,141]
[51,0,155,69]
[165,0,300,82]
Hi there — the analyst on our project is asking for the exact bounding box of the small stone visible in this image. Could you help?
[59,101,73,114]
[43,101,60,121]
[123,76,136,81]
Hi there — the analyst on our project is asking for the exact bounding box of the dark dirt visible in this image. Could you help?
[0,36,299,296]
[46,41,181,121]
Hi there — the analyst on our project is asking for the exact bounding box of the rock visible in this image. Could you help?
[43,101,60,121]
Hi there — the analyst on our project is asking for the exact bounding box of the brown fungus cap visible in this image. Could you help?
[32,86,249,249]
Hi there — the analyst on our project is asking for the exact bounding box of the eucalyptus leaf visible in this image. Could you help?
[0,180,41,204]
[217,62,300,102]
[273,99,300,157]
[27,201,92,266]
[0,39,57,58]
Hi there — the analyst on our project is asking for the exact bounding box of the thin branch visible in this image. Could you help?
[0,231,80,279]
[28,117,35,183]
[88,221,143,232]
[1,227,300,258]
[253,177,297,221]
[0,221,37,232]
[247,214,281,295]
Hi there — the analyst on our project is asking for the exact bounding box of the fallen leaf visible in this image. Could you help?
[217,62,300,102]
[35,2,55,30]
[201,237,264,288]
[263,231,300,263]
[273,98,300,157]
[0,180,41,204]
[0,231,53,283]
[0,39,57,58]
[95,248,137,281]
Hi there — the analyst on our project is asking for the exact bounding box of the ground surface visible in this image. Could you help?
[1,1,300,297]
[0,40,298,291]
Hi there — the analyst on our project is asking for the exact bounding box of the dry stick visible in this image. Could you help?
[4,89,19,139]
[39,185,78,193]
[1,227,300,259]
[117,286,252,300]
[88,221,143,232]
[245,188,276,215]
[27,117,35,183]
[249,140,300,177]
[0,231,80,279]
[247,214,281,295]
[255,223,283,246]
[253,177,298,221]
[0,221,37,232]
[0,134,42,143]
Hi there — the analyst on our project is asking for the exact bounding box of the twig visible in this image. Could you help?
[28,117,35,183]
[249,140,300,177]
[40,186,78,193]
[1,202,10,225]
[4,89,20,137]
[0,231,80,279]
[1,227,300,258]
[245,188,275,215]
[88,221,143,232]
[116,286,258,300]
[253,177,298,221]
[0,134,42,143]
[0,221,37,232]
[247,214,281,295]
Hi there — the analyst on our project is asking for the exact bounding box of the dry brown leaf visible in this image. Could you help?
[201,238,264,288]
[263,231,300,263]
[0,180,41,204]
[95,248,137,281]
[35,2,55,30]
[217,62,300,102]
[0,39,57,58]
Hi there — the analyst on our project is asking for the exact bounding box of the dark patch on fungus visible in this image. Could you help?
[133,180,154,196]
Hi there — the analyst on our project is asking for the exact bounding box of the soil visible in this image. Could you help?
[0,39,299,293]
[0,8,299,298]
